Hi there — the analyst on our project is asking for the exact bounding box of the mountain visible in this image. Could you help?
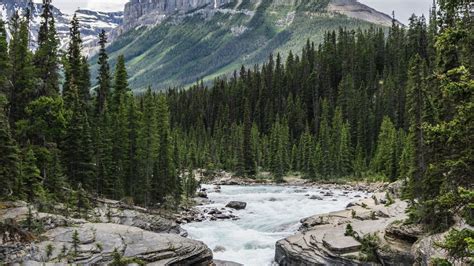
[95,0,396,91]
[0,0,123,54]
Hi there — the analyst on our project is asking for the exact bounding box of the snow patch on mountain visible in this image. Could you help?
[0,0,123,55]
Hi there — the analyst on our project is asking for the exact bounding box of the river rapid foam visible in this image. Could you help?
[183,184,369,265]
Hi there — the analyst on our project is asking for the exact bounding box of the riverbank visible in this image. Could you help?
[199,169,388,193]
[273,180,462,265]
[0,200,212,264]
[181,184,374,265]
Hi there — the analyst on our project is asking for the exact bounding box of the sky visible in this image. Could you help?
[38,0,433,24]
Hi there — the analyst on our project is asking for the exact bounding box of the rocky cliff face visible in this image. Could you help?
[122,0,234,30]
[121,0,395,30]
[0,0,123,54]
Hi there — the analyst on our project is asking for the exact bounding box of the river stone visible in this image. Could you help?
[225,201,247,210]
[27,223,212,265]
[309,195,323,200]
[213,245,226,252]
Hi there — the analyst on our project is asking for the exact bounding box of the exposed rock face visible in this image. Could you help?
[27,223,212,265]
[0,0,122,53]
[327,0,396,27]
[123,0,234,30]
[0,201,212,265]
[275,193,414,265]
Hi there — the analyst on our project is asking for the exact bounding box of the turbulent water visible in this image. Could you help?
[183,185,369,266]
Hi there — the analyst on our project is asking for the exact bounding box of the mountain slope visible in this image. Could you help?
[96,0,395,91]
[0,0,122,53]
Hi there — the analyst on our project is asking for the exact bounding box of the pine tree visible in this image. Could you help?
[63,14,85,105]
[96,30,110,116]
[0,18,10,95]
[406,55,428,196]
[8,13,36,125]
[0,95,20,199]
[153,95,175,204]
[136,88,158,206]
[20,147,45,203]
[339,122,353,177]
[318,100,332,178]
[34,0,59,97]
[371,117,398,181]
[62,82,94,190]
[241,98,256,177]
[112,55,129,110]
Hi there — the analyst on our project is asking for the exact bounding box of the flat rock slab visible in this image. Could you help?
[322,234,361,253]
[29,223,212,265]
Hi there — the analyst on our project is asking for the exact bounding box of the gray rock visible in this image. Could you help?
[276,192,413,265]
[25,223,212,265]
[197,191,208,198]
[213,245,226,252]
[309,195,323,200]
[225,201,247,210]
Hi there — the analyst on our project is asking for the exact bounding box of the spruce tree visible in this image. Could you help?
[96,30,110,116]
[62,82,94,190]
[112,55,129,109]
[34,0,59,97]
[371,117,398,181]
[0,95,20,199]
[0,18,10,95]
[136,88,158,206]
[8,13,36,125]
[241,98,256,177]
[20,147,45,203]
[153,95,175,204]
[406,55,428,196]
[63,14,84,105]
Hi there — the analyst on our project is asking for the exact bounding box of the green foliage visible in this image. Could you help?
[71,230,80,257]
[385,192,394,206]
[370,117,399,181]
[359,233,380,262]
[345,223,355,237]
[0,95,21,199]
[45,243,54,260]
[110,248,145,266]
[436,228,474,263]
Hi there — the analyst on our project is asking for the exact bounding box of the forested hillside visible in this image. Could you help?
[92,0,390,90]
[0,0,472,261]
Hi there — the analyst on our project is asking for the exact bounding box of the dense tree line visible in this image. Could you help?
[0,0,194,210]
[0,0,472,242]
[166,0,473,233]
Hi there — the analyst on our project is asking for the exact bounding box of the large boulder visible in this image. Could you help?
[225,201,247,210]
[12,223,212,265]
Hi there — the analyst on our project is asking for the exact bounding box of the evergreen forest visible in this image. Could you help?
[0,0,472,249]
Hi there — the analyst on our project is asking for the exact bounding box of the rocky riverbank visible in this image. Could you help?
[0,200,212,265]
[273,181,460,265]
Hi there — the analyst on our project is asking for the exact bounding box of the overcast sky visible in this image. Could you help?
[39,0,432,24]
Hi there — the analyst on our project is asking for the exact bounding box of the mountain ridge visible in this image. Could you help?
[0,0,122,54]
[94,0,397,91]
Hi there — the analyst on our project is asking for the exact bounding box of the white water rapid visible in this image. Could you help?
[183,184,369,265]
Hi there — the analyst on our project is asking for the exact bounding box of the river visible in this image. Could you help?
[182,184,368,265]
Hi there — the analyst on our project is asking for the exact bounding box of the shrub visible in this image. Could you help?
[45,244,54,260]
[359,233,380,262]
[436,228,474,263]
